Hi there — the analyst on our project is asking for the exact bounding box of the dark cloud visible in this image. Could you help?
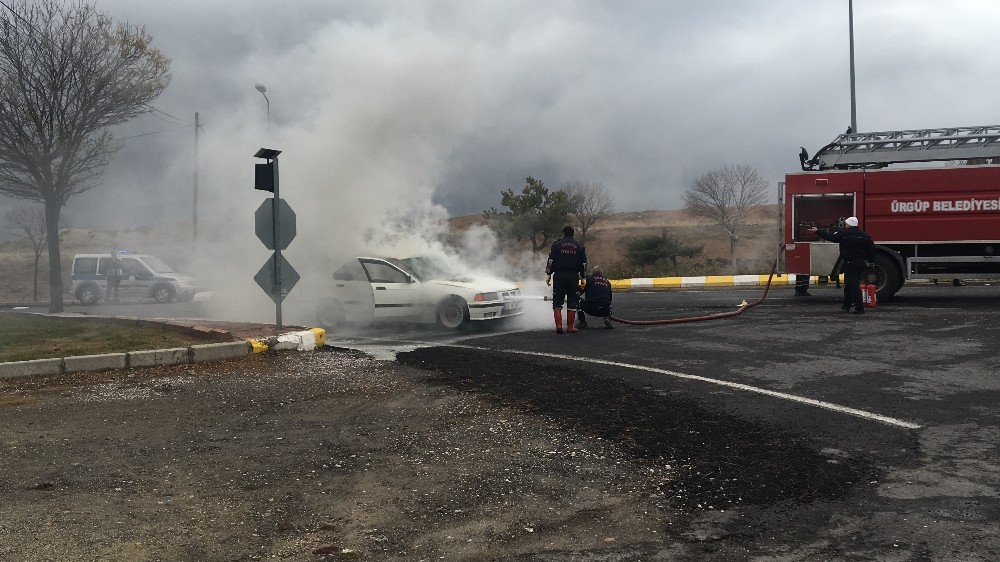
[13,0,995,230]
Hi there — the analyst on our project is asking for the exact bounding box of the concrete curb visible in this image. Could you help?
[0,342,252,381]
[0,313,324,381]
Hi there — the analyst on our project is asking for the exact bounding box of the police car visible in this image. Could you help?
[316,256,523,330]
[71,252,203,304]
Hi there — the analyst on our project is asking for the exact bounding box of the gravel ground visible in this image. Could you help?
[0,344,873,561]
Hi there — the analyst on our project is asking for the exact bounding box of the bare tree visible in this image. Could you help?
[683,164,768,273]
[3,204,66,301]
[0,0,171,312]
[563,181,616,244]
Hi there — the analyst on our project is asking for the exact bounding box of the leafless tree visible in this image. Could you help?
[683,164,768,273]
[0,0,170,312]
[3,204,67,301]
[563,181,616,244]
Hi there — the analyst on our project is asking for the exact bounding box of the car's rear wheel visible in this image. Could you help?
[317,298,345,331]
[437,296,469,330]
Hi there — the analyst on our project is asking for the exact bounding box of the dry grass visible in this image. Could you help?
[465,205,782,274]
[0,314,208,363]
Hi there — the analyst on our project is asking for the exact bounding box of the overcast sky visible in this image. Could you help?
[8,0,1000,233]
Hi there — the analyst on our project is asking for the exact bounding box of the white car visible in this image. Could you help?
[317,256,523,330]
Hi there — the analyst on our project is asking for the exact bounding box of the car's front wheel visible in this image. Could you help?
[152,284,175,303]
[437,296,469,330]
[76,283,101,305]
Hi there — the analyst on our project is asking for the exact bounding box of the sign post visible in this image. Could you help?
[253,148,297,329]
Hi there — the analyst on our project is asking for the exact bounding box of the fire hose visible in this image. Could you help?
[609,259,778,325]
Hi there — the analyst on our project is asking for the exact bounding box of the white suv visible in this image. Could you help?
[71,253,202,304]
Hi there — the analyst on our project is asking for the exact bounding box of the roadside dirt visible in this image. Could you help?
[0,344,868,561]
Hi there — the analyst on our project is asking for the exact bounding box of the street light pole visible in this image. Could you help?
[193,111,199,243]
[848,0,858,133]
[254,83,270,130]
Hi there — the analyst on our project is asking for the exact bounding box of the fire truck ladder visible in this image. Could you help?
[799,125,1000,171]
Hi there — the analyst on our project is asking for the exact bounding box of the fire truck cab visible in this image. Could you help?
[783,125,1000,301]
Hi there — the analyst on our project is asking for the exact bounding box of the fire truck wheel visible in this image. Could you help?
[871,253,902,302]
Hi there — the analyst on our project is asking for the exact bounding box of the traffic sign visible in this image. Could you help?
[254,254,300,304]
[255,198,297,250]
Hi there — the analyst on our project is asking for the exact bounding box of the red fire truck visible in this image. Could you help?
[782,125,1000,301]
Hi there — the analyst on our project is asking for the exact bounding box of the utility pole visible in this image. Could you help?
[193,111,199,242]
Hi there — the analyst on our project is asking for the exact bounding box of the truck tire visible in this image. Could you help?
[869,252,902,302]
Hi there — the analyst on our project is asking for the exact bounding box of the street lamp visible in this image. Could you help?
[254,83,270,129]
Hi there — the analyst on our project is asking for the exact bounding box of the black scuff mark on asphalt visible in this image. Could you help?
[398,346,879,512]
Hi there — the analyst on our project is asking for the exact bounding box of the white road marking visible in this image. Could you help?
[327,337,922,430]
[447,344,923,430]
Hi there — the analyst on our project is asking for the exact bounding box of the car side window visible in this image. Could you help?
[76,257,99,275]
[362,261,409,284]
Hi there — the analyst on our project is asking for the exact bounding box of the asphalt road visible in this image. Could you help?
[18,283,1000,559]
[323,282,1000,560]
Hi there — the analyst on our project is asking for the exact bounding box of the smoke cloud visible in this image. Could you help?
[3,1,995,324]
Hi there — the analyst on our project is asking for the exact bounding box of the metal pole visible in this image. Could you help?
[271,157,282,329]
[849,0,858,133]
[777,181,785,272]
[193,112,199,242]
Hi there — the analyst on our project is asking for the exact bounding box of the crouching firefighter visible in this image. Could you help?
[545,226,587,334]
[577,266,614,329]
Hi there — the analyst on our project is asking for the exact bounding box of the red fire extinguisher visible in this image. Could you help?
[861,282,877,308]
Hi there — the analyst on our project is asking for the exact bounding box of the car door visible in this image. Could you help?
[119,256,152,300]
[331,259,375,324]
[360,259,424,320]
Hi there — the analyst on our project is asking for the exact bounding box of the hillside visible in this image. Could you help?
[452,205,781,276]
[0,206,781,304]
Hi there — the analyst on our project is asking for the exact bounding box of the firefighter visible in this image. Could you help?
[794,275,811,296]
[545,226,587,334]
[807,216,874,314]
[576,265,614,329]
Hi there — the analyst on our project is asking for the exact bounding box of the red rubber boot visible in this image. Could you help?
[554,309,564,334]
[566,310,577,333]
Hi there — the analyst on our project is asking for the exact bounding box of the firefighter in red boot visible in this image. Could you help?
[545,226,587,334]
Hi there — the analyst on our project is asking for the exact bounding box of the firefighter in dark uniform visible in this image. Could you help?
[545,226,587,334]
[576,265,614,329]
[807,216,874,314]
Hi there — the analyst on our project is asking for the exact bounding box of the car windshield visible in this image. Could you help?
[396,256,464,282]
